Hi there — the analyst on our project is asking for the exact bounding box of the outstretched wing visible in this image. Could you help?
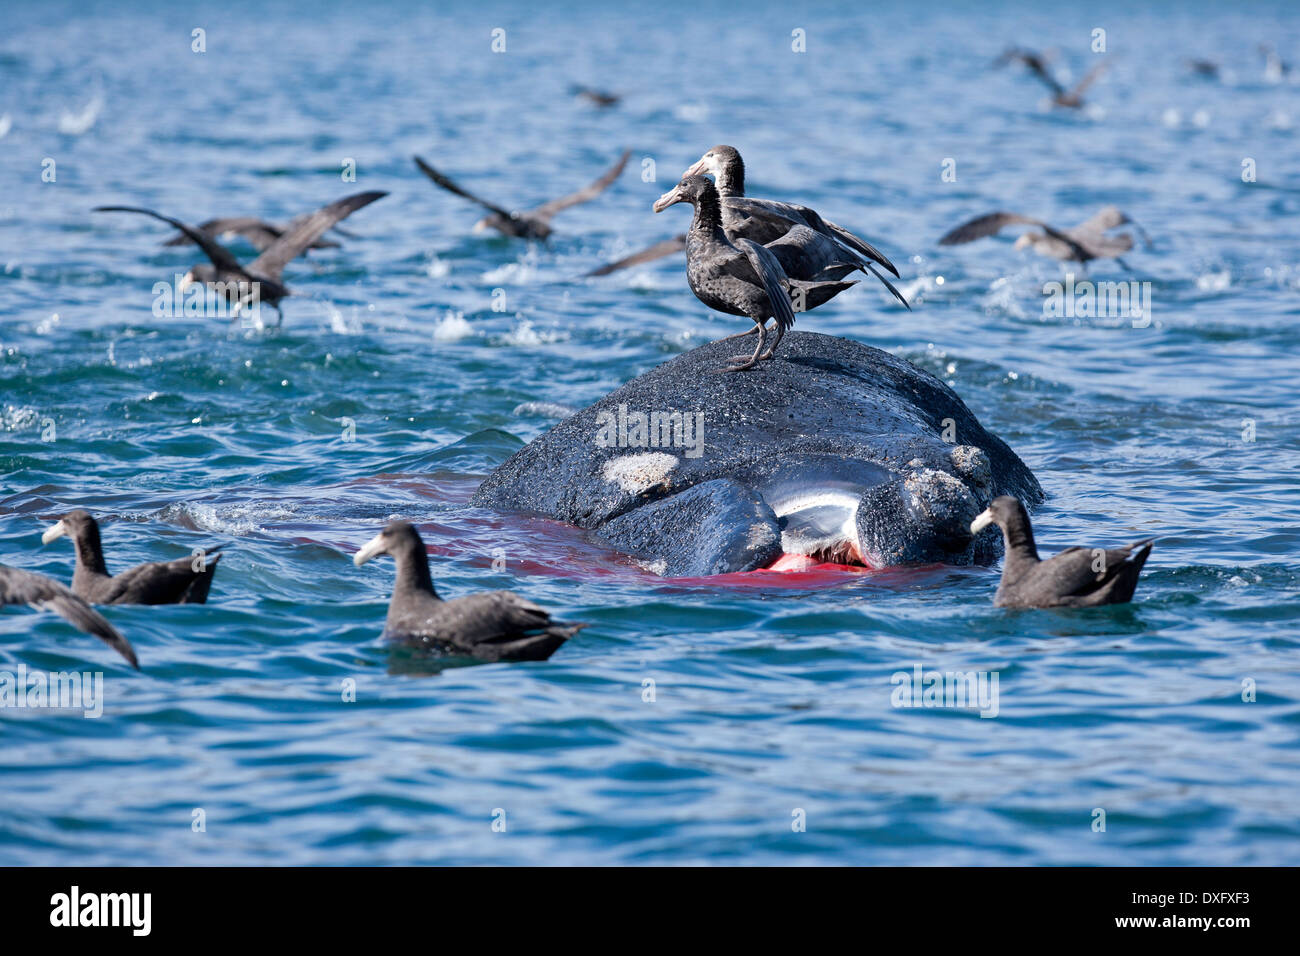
[0,564,138,668]
[533,149,631,221]
[585,234,686,276]
[938,211,1046,245]
[248,190,386,280]
[413,156,515,220]
[163,217,279,249]
[1067,60,1108,99]
[995,48,1065,96]
[94,205,245,274]
[734,238,798,334]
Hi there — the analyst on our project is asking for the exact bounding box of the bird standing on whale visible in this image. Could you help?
[414,150,630,240]
[654,176,853,370]
[938,206,1149,268]
[1,563,138,667]
[94,190,387,324]
[970,496,1153,608]
[42,510,222,605]
[353,521,585,662]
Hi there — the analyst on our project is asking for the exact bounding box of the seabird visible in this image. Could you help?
[413,150,631,240]
[1,564,138,668]
[42,510,222,605]
[653,176,853,370]
[571,85,620,107]
[590,145,908,308]
[970,496,1153,608]
[1260,43,1291,82]
[1187,58,1220,78]
[162,214,357,252]
[938,206,1150,268]
[94,190,387,323]
[994,47,1108,109]
[353,521,585,662]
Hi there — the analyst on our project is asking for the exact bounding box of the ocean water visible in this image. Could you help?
[1,0,1298,865]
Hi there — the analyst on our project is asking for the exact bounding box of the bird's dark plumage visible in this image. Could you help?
[162,215,346,252]
[354,521,584,662]
[971,496,1153,608]
[414,150,630,240]
[654,176,852,370]
[995,47,1107,108]
[0,563,138,668]
[43,510,222,606]
[94,190,387,320]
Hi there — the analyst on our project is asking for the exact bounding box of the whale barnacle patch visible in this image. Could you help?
[601,452,680,495]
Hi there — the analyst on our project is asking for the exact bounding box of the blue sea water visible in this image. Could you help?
[1,0,1298,865]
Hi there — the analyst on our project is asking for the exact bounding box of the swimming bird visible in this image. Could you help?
[42,510,222,605]
[162,214,356,252]
[571,85,620,107]
[654,176,854,370]
[994,47,1108,109]
[1,564,138,668]
[970,496,1153,608]
[94,190,387,324]
[353,521,585,662]
[938,206,1150,268]
[413,150,631,240]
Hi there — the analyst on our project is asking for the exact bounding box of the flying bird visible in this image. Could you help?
[414,149,631,240]
[162,214,357,252]
[1,563,138,667]
[94,190,387,324]
[43,510,223,605]
[995,47,1108,109]
[970,496,1153,608]
[938,206,1150,268]
[354,521,586,662]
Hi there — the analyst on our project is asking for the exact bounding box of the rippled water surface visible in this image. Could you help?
[2,0,1299,865]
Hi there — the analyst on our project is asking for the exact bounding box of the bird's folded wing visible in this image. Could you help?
[585,234,686,276]
[533,149,631,220]
[442,591,556,645]
[413,156,515,219]
[734,238,798,333]
[95,205,245,274]
[249,190,386,279]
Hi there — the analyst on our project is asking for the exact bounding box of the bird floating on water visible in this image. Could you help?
[1,563,138,667]
[414,149,630,240]
[994,47,1108,109]
[938,206,1150,269]
[570,85,620,108]
[95,190,386,324]
[970,496,1153,608]
[354,521,585,662]
[654,176,854,371]
[43,510,222,605]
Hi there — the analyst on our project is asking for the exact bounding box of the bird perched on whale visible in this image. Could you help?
[970,496,1153,608]
[354,521,586,662]
[42,510,222,605]
[414,149,630,240]
[94,190,387,323]
[1,563,138,667]
[590,145,908,311]
[654,175,854,371]
[938,206,1149,268]
[994,47,1108,109]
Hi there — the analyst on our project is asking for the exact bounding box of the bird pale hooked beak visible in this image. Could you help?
[682,158,709,179]
[353,532,387,566]
[652,185,684,213]
[969,509,995,535]
[41,520,68,544]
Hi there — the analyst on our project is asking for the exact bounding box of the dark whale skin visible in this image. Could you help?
[471,331,1043,576]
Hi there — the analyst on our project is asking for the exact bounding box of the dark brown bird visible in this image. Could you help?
[653,176,854,370]
[353,521,585,662]
[1,563,138,668]
[414,150,630,240]
[93,190,387,324]
[970,496,1153,608]
[570,85,620,107]
[162,214,356,252]
[938,206,1150,268]
[994,47,1108,109]
[42,510,222,606]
